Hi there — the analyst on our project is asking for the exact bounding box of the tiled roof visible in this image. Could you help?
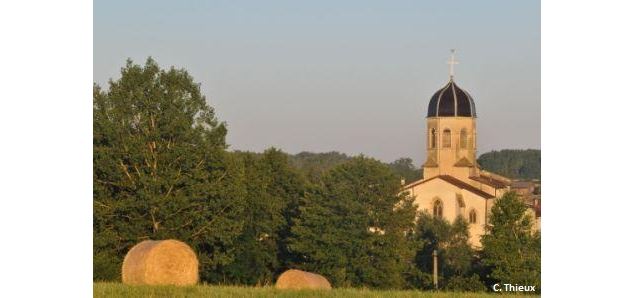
[470,175,509,189]
[437,175,495,199]
[401,177,435,189]
[402,175,495,199]
[511,181,533,188]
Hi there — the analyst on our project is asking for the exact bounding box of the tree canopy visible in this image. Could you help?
[409,213,485,291]
[288,156,417,289]
[480,192,541,292]
[94,58,246,281]
[477,149,541,180]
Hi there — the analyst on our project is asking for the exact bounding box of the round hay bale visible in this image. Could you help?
[121,239,198,286]
[275,269,331,290]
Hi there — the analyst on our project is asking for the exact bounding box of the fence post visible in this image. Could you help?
[433,249,438,290]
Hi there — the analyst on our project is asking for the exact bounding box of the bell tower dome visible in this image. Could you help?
[423,50,479,181]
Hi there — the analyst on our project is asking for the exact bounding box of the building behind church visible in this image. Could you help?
[403,54,540,246]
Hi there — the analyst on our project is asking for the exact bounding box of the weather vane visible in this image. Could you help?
[448,49,458,79]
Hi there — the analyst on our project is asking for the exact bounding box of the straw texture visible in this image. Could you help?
[121,239,198,286]
[275,269,332,290]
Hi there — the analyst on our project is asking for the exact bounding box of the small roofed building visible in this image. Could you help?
[402,51,540,247]
[511,180,541,231]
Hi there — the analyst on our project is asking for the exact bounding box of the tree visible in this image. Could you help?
[477,149,541,180]
[480,192,541,292]
[219,151,277,285]
[93,58,247,282]
[410,213,485,291]
[222,148,306,285]
[288,156,417,289]
[259,149,308,275]
[388,157,422,185]
[287,151,351,183]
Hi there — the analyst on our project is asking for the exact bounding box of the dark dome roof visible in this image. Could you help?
[427,79,476,117]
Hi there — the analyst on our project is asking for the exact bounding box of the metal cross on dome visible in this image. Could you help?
[448,49,459,79]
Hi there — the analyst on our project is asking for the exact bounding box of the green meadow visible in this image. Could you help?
[94,282,538,298]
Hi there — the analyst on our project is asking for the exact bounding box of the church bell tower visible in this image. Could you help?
[423,50,479,181]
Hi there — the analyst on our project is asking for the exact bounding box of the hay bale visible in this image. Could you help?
[275,269,331,290]
[121,239,198,286]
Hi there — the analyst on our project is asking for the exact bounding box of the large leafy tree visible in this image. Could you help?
[222,148,306,285]
[288,156,417,289]
[260,149,308,275]
[480,191,541,292]
[93,58,247,282]
[410,213,485,291]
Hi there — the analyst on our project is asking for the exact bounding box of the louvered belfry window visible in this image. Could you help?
[442,129,451,148]
[460,129,467,149]
[430,128,437,148]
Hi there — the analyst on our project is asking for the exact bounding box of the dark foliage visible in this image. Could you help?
[287,151,351,183]
[287,157,417,289]
[409,214,486,291]
[94,58,249,283]
[387,158,422,184]
[477,149,540,180]
[480,192,541,293]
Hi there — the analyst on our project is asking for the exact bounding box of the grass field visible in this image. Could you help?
[94,282,538,298]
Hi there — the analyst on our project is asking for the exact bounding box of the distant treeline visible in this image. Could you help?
[477,149,541,180]
[93,58,540,292]
[239,151,422,185]
[279,149,541,184]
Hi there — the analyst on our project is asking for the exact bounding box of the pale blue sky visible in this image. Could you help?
[94,0,540,164]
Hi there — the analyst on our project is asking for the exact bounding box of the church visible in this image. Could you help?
[402,52,540,246]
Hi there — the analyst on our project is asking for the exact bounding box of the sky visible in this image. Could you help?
[94,0,540,165]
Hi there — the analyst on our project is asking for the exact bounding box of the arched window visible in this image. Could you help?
[430,128,437,148]
[433,200,443,219]
[460,129,467,149]
[469,209,477,224]
[442,129,451,148]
